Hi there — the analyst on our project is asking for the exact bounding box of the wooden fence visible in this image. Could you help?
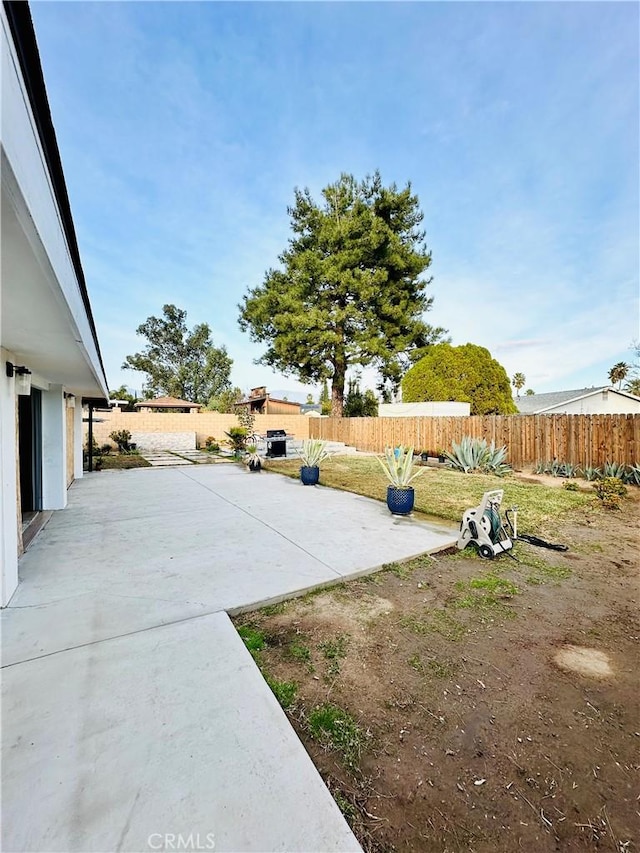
[309,414,640,468]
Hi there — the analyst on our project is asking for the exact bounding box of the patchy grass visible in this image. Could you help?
[231,489,640,853]
[237,625,266,654]
[306,703,365,769]
[98,454,151,470]
[287,641,312,665]
[319,635,350,678]
[401,609,467,641]
[264,455,592,534]
[264,676,298,708]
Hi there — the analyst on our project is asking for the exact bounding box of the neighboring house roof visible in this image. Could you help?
[515,386,640,414]
[135,396,201,409]
[234,395,301,408]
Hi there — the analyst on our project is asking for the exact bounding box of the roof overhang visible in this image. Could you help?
[1,2,108,400]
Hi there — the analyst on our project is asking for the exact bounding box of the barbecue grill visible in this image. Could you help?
[265,429,289,458]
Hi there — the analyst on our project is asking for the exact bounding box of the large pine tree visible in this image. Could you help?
[238,172,445,415]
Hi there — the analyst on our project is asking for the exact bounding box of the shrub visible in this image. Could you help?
[593,477,627,509]
[224,426,247,454]
[445,437,511,476]
[204,436,219,452]
[109,429,132,452]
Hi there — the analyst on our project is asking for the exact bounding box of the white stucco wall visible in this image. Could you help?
[546,391,640,415]
[73,398,84,480]
[0,347,19,606]
[40,385,67,510]
[379,402,471,417]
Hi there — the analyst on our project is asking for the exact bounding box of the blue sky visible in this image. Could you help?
[31,1,639,401]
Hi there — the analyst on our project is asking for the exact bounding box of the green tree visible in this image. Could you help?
[511,372,526,397]
[608,361,629,389]
[343,378,378,417]
[401,342,517,415]
[208,386,244,413]
[238,172,446,416]
[525,388,535,396]
[123,304,233,405]
[319,380,331,416]
[108,385,137,411]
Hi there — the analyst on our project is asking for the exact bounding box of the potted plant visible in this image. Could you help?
[297,439,330,485]
[377,445,424,515]
[245,444,262,473]
[224,426,248,459]
[437,448,447,463]
[420,449,429,463]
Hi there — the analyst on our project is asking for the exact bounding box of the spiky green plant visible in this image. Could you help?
[444,437,511,476]
[559,462,579,478]
[603,461,628,480]
[297,439,330,467]
[377,446,424,487]
[582,465,602,481]
[622,463,640,486]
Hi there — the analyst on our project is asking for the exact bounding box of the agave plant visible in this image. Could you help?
[297,439,330,468]
[377,446,424,488]
[549,460,563,478]
[622,463,640,486]
[444,437,511,476]
[582,465,602,482]
[559,462,579,478]
[603,461,628,480]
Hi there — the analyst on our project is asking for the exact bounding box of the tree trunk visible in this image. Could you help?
[331,363,345,417]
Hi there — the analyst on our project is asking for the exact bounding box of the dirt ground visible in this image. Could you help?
[234,486,639,853]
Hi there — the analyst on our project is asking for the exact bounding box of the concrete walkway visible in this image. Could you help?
[1,465,456,852]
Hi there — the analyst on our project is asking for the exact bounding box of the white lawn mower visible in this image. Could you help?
[457,489,517,559]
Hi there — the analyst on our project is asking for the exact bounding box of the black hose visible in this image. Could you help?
[517,533,569,552]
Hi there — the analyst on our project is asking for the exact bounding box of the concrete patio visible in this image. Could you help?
[2,464,456,852]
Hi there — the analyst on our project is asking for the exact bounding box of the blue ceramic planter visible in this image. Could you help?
[386,485,414,515]
[300,465,320,485]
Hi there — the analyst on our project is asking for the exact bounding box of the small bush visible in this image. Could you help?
[204,436,220,452]
[563,481,579,491]
[109,429,132,452]
[593,477,627,509]
[224,426,247,454]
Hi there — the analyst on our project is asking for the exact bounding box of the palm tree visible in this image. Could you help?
[608,362,629,390]
[624,377,640,396]
[511,372,526,397]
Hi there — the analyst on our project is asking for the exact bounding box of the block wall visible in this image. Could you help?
[88,411,311,448]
